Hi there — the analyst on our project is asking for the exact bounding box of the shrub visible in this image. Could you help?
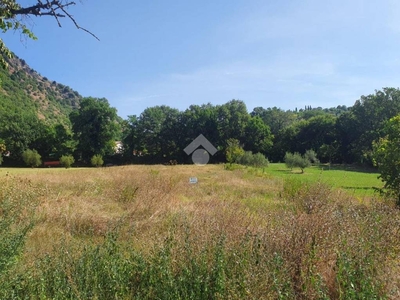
[296,155,311,173]
[284,152,311,173]
[237,151,253,166]
[238,151,269,167]
[304,149,320,164]
[225,139,245,164]
[59,155,75,168]
[251,152,269,167]
[0,155,2,166]
[91,154,104,167]
[284,152,296,169]
[22,149,42,167]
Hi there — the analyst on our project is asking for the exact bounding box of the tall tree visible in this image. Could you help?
[70,97,119,161]
[216,100,249,143]
[0,111,44,161]
[130,105,180,161]
[251,107,296,136]
[347,88,400,164]
[372,115,400,204]
[243,116,273,154]
[296,114,337,154]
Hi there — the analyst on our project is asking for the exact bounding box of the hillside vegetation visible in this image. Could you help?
[0,54,82,125]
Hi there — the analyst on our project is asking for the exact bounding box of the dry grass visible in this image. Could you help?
[1,164,400,299]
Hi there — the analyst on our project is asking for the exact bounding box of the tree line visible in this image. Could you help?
[1,87,400,168]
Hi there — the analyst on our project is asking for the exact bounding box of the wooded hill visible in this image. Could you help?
[1,53,400,168]
[0,53,82,125]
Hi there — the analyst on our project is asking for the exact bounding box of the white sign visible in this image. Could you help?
[189,177,198,184]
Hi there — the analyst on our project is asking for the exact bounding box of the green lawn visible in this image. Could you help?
[252,163,383,197]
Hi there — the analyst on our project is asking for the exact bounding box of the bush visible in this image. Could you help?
[59,155,75,168]
[22,149,42,167]
[251,152,269,167]
[296,155,311,173]
[284,152,296,169]
[0,155,2,166]
[284,152,311,173]
[304,149,320,164]
[225,139,245,164]
[91,154,104,167]
[237,151,253,166]
[238,151,269,167]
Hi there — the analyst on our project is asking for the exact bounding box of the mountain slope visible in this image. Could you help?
[0,53,82,125]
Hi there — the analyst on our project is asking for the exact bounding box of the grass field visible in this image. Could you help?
[247,163,383,197]
[0,164,398,299]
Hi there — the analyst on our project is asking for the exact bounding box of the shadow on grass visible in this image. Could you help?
[317,164,379,174]
[341,186,377,191]
[274,169,294,173]
[274,169,307,175]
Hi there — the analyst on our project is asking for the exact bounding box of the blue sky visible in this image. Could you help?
[3,0,400,118]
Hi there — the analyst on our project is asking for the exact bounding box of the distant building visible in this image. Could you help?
[132,150,143,156]
[114,141,123,154]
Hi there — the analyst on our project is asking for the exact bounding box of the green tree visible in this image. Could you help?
[70,97,120,162]
[0,139,5,165]
[122,115,139,160]
[243,116,273,154]
[216,100,249,143]
[238,151,269,167]
[372,115,400,203]
[91,154,104,167]
[28,122,56,160]
[284,152,296,170]
[304,149,320,165]
[251,106,296,136]
[251,152,269,167]
[181,103,219,158]
[225,139,244,164]
[284,152,311,173]
[295,115,337,153]
[319,143,338,164]
[53,124,77,158]
[296,154,311,173]
[59,155,75,168]
[348,88,400,164]
[335,111,359,163]
[0,112,43,161]
[0,139,5,153]
[22,149,41,167]
[129,105,181,162]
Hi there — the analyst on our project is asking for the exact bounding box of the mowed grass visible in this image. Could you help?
[0,164,399,299]
[248,163,383,197]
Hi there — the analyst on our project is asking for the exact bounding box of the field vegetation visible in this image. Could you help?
[0,164,398,299]
[255,163,382,197]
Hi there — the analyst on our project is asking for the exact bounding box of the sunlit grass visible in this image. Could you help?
[249,163,383,197]
[0,164,398,298]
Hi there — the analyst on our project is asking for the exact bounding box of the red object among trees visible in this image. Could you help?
[43,161,61,167]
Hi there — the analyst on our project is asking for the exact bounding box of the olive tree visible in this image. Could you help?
[22,149,41,167]
[284,152,311,173]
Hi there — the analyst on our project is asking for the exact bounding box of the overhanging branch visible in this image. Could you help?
[9,0,99,40]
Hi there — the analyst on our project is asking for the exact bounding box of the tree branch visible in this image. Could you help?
[9,0,99,40]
